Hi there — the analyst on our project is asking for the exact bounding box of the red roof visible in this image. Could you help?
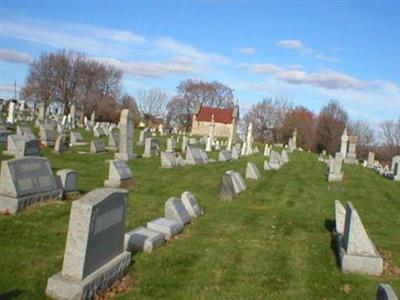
[195,106,235,124]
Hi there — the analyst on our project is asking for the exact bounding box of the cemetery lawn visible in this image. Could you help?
[0,132,399,299]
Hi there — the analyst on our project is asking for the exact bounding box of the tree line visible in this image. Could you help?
[20,49,399,161]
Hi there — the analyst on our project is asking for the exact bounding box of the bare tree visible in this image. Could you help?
[316,99,348,154]
[348,118,375,146]
[136,88,168,119]
[21,52,58,105]
[380,118,400,157]
[243,96,292,142]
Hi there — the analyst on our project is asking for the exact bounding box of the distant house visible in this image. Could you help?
[191,105,239,138]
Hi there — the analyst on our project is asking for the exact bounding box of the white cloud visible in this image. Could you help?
[155,37,228,64]
[93,57,194,78]
[0,48,32,64]
[238,63,283,74]
[238,47,256,55]
[277,39,340,62]
[277,70,366,90]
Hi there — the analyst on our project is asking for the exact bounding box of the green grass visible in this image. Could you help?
[0,129,399,299]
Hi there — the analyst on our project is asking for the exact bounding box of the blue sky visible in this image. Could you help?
[1,1,399,124]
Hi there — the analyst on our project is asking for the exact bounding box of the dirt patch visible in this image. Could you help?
[95,274,134,300]
[381,250,400,277]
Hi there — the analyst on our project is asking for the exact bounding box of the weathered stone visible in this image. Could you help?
[46,188,130,300]
[124,226,165,253]
[218,150,232,162]
[39,125,55,147]
[93,127,106,138]
[166,138,176,153]
[0,157,62,214]
[185,145,208,165]
[54,134,69,154]
[218,173,235,201]
[57,169,78,198]
[90,140,106,154]
[267,151,281,170]
[336,202,383,276]
[4,134,40,157]
[328,152,344,182]
[345,135,358,164]
[181,191,202,218]
[165,197,191,225]
[376,283,398,300]
[160,151,184,168]
[367,151,375,168]
[104,160,133,188]
[245,162,261,180]
[16,125,35,139]
[70,132,86,146]
[143,138,160,158]
[391,156,400,181]
[334,200,346,235]
[115,109,135,160]
[147,218,183,240]
[108,132,119,151]
[281,150,289,163]
[226,170,247,194]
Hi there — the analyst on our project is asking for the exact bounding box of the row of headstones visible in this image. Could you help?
[0,157,78,214]
[125,191,203,253]
[333,201,399,300]
[45,188,203,299]
[372,155,400,182]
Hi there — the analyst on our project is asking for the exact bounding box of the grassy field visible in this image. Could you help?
[0,128,399,300]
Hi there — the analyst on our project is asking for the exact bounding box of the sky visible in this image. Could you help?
[1,1,399,125]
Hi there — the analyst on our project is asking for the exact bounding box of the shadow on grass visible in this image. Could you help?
[324,219,340,268]
[0,289,25,300]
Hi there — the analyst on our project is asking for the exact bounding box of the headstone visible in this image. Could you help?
[147,218,183,240]
[0,157,62,214]
[39,126,55,147]
[245,162,261,180]
[185,145,208,165]
[108,131,119,151]
[70,132,86,146]
[166,137,176,153]
[231,146,240,160]
[4,134,40,157]
[336,201,383,275]
[137,129,148,146]
[90,140,106,154]
[267,151,282,170]
[218,149,232,162]
[181,191,202,218]
[367,151,375,168]
[376,283,398,300]
[46,188,131,299]
[245,123,253,156]
[161,151,185,168]
[54,134,69,154]
[328,152,344,182]
[165,197,191,225]
[334,200,346,235]
[115,109,135,160]
[104,160,133,188]
[93,126,106,138]
[7,101,16,124]
[16,125,35,139]
[345,135,358,164]
[218,173,236,201]
[143,138,160,158]
[226,170,247,194]
[124,226,165,253]
[57,169,78,198]
[281,150,289,163]
[340,127,348,158]
[181,135,188,153]
[391,156,400,181]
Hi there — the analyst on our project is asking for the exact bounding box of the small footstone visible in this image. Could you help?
[124,226,165,253]
[147,218,183,240]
